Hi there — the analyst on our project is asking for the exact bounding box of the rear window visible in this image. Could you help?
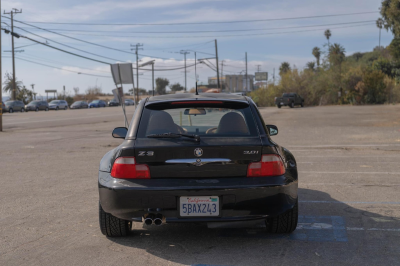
[136,102,258,138]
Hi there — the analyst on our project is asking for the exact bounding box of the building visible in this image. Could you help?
[208,75,254,92]
[208,77,226,86]
[254,82,268,89]
[224,75,254,92]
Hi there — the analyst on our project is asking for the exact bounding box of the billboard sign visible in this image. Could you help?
[255,72,268,81]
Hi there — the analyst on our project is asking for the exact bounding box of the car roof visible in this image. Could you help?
[146,93,248,104]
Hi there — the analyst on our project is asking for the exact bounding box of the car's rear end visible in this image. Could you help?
[98,95,298,236]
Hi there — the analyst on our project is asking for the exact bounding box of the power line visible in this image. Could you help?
[9,17,138,56]
[11,11,379,26]
[14,56,111,77]
[18,52,111,73]
[14,23,374,39]
[14,26,125,62]
[19,34,111,64]
[15,20,376,34]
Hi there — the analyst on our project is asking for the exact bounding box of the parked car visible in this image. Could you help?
[89,100,106,108]
[1,101,5,114]
[108,99,120,107]
[4,100,26,113]
[98,93,298,237]
[274,93,304,108]
[48,100,69,110]
[124,99,135,106]
[25,101,49,112]
[70,101,89,109]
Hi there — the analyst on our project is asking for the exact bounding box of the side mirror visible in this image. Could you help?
[266,125,278,136]
[112,127,128,139]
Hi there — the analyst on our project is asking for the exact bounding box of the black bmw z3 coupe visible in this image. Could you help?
[98,93,298,237]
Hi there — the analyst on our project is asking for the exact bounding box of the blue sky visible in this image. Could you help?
[1,0,393,98]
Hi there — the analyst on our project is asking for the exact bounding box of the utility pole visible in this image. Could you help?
[245,52,248,92]
[63,86,66,100]
[215,39,220,89]
[180,50,190,91]
[4,9,22,100]
[221,60,225,91]
[131,43,143,103]
[256,65,261,72]
[0,0,2,131]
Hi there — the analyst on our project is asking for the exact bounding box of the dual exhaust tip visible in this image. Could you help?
[144,213,164,226]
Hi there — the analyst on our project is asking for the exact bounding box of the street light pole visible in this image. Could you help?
[180,50,190,91]
[138,60,155,96]
[152,63,154,96]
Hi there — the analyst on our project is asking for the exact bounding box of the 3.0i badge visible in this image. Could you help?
[194,148,203,157]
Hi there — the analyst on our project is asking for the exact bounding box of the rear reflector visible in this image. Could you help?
[171,101,223,105]
[111,157,150,179]
[247,154,285,177]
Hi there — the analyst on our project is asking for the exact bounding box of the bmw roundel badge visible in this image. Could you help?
[194,148,203,157]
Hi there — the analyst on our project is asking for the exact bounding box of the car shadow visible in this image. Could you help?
[106,188,400,265]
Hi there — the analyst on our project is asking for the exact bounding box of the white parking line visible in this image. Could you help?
[299,171,400,175]
[298,162,400,164]
[3,113,133,125]
[347,227,400,232]
[289,144,400,148]
[300,200,400,205]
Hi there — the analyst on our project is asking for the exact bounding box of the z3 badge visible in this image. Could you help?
[244,151,259,155]
[138,151,154,156]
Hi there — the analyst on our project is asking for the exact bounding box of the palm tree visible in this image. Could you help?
[324,29,332,47]
[376,18,384,49]
[306,62,316,71]
[2,72,23,97]
[279,62,291,76]
[329,43,346,100]
[312,47,321,67]
[329,43,346,66]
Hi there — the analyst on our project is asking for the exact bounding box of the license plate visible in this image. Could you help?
[280,102,284,105]
[180,196,219,216]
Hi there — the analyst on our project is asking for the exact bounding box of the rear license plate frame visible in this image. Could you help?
[179,196,220,217]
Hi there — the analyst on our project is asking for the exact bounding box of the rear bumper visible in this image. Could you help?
[98,171,298,222]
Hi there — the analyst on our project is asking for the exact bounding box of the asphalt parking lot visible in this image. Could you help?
[1,104,400,266]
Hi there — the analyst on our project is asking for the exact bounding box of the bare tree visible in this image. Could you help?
[73,87,80,95]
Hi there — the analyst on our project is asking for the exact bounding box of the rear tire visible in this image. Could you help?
[99,202,130,237]
[35,107,39,112]
[267,200,298,234]
[45,107,49,111]
[277,104,281,109]
[289,102,294,108]
[9,108,13,113]
[21,108,25,113]
[301,102,304,107]
[64,106,68,110]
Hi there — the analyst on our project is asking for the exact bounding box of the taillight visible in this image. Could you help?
[247,154,285,177]
[111,157,150,179]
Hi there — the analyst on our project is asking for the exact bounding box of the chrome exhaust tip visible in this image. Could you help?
[144,214,155,225]
[154,214,164,226]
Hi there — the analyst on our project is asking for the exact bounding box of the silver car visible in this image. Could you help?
[4,100,25,113]
[48,100,69,110]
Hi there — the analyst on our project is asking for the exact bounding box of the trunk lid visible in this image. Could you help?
[134,137,262,179]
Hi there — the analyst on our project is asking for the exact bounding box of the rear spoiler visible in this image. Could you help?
[145,99,249,109]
